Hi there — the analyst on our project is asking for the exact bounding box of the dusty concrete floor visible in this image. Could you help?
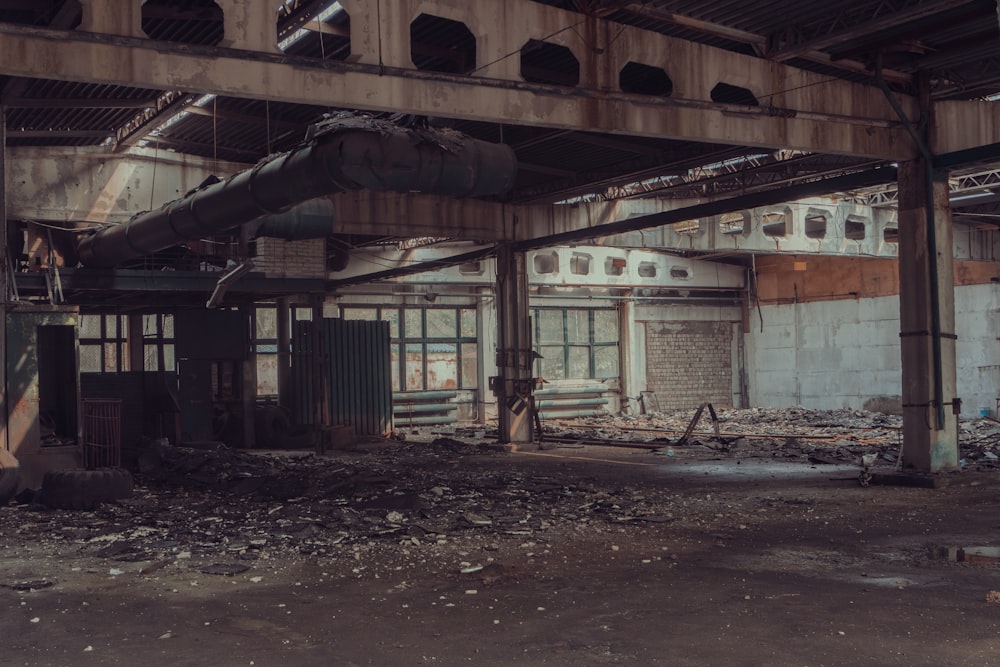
[2,424,1000,666]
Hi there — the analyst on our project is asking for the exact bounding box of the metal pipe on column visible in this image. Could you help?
[494,242,534,445]
[875,68,946,429]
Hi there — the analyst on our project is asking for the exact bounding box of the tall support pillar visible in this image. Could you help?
[127,313,144,373]
[897,159,960,473]
[494,244,534,444]
[276,297,292,412]
[240,304,256,449]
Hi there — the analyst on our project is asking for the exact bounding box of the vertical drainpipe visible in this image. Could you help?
[875,67,947,429]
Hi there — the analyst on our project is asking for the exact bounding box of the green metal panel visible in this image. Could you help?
[293,318,392,435]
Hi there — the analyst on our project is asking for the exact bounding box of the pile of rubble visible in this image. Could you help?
[534,406,1000,471]
[2,407,998,584]
[0,435,696,580]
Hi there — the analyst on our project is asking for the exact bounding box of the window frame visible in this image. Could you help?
[531,306,620,380]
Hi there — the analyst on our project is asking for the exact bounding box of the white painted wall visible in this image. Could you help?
[746,284,1000,415]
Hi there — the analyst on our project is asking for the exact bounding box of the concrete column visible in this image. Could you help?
[216,0,281,53]
[240,305,256,449]
[127,313,144,372]
[620,296,642,414]
[494,243,534,444]
[276,297,292,411]
[310,297,327,427]
[80,1,143,37]
[897,159,959,473]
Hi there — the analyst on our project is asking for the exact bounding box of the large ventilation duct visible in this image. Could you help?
[76,115,517,268]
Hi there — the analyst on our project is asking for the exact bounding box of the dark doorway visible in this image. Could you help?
[37,325,78,442]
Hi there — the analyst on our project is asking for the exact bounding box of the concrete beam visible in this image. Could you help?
[931,100,1000,157]
[330,244,746,290]
[6,146,244,225]
[0,0,918,160]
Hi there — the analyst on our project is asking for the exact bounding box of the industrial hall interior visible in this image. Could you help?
[2,1,1000,665]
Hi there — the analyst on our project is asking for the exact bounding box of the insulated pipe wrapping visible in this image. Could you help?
[77,117,517,268]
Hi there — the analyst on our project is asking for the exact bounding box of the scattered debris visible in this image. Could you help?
[0,407,997,589]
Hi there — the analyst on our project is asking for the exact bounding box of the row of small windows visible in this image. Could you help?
[676,212,898,243]
[456,256,691,280]
[125,3,758,102]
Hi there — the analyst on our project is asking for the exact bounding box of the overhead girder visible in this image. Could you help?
[0,0,927,160]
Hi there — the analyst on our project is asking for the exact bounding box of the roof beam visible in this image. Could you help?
[620,2,909,83]
[0,13,917,160]
[182,104,305,132]
[769,0,977,62]
[8,129,109,139]
[5,97,156,109]
[622,4,766,50]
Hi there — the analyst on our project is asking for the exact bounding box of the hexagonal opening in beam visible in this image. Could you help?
[520,39,580,87]
[142,0,224,45]
[276,1,350,60]
[719,211,749,237]
[804,210,827,239]
[711,82,759,106]
[619,61,672,97]
[410,14,476,74]
[845,216,867,240]
[762,209,790,237]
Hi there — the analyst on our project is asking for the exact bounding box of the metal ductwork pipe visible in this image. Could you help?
[76,115,517,268]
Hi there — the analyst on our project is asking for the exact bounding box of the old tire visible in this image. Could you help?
[41,468,134,511]
[0,449,20,507]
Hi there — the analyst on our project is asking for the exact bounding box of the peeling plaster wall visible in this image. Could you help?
[746,284,1000,415]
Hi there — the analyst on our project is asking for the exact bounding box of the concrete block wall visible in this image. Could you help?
[253,238,325,279]
[645,320,733,410]
[746,284,1000,415]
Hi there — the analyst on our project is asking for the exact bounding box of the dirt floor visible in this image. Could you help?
[2,407,1000,666]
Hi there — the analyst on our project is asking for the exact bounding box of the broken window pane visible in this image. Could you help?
[382,309,400,339]
[80,315,101,339]
[593,309,618,343]
[538,345,564,379]
[162,314,174,337]
[426,342,457,389]
[594,346,619,378]
[536,310,563,344]
[568,345,590,378]
[389,343,401,392]
[104,343,118,373]
[460,309,476,338]
[461,343,478,388]
[404,309,423,339]
[567,310,589,344]
[80,345,101,373]
[144,344,159,371]
[343,308,376,321]
[256,354,278,396]
[255,307,277,339]
[426,309,456,338]
[405,343,424,390]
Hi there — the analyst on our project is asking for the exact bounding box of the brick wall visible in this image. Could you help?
[645,321,733,410]
[253,238,325,279]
